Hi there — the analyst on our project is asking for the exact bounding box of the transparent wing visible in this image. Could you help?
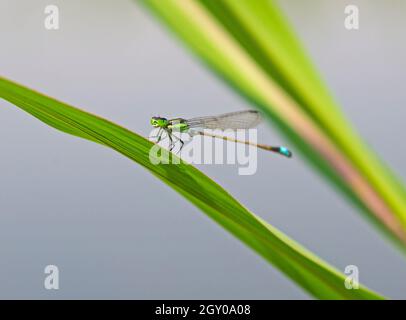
[185,110,261,130]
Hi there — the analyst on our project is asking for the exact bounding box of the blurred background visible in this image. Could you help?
[0,0,405,299]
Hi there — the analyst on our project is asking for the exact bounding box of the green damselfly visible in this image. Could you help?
[150,110,292,158]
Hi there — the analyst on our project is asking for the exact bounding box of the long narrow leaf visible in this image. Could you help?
[0,76,383,299]
[139,0,406,249]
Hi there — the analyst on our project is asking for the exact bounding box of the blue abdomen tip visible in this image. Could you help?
[279,146,292,158]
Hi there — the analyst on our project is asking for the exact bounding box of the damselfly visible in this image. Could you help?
[150,110,292,158]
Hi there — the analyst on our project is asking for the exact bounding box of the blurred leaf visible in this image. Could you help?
[0,76,384,299]
[139,0,406,249]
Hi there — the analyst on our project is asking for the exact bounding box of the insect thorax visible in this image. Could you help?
[168,118,189,132]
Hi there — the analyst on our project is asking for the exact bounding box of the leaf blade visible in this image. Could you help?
[139,0,406,249]
[0,76,383,299]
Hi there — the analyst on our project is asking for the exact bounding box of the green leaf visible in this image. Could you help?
[0,76,383,299]
[139,0,406,250]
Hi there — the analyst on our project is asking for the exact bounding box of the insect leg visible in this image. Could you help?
[150,128,163,141]
[156,129,165,144]
[170,132,184,154]
[178,139,184,154]
[167,130,175,151]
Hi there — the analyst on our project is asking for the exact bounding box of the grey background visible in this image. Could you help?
[0,0,405,299]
